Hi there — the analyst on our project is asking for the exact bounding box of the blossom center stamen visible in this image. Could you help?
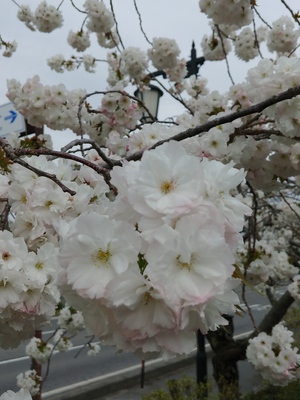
[35,262,44,270]
[160,180,175,194]
[176,254,196,271]
[92,245,111,268]
[2,251,11,261]
[143,288,153,305]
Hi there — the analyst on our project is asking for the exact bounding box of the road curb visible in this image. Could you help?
[43,331,250,400]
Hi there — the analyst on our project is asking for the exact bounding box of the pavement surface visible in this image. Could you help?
[43,332,260,400]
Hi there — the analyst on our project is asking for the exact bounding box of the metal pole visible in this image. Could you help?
[140,359,145,388]
[196,330,207,396]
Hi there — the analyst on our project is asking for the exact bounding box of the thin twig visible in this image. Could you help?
[252,17,264,59]
[43,329,67,383]
[0,140,117,194]
[242,283,259,332]
[247,180,258,251]
[57,0,65,10]
[280,191,300,221]
[215,25,235,85]
[133,0,152,45]
[69,0,87,13]
[74,336,97,358]
[253,6,272,29]
[288,43,300,58]
[280,0,300,25]
[60,138,118,168]
[152,78,195,115]
[10,0,21,8]
[77,90,157,135]
[109,0,125,49]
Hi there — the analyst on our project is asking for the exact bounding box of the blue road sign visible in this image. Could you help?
[0,103,25,137]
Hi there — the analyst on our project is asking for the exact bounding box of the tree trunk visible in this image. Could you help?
[206,291,295,399]
[207,316,241,399]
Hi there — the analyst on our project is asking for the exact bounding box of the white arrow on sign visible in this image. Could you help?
[0,102,25,137]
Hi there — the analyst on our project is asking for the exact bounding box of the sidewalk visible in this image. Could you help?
[43,332,258,400]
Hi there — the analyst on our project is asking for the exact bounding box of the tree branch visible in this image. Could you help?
[0,200,10,231]
[206,289,294,367]
[0,139,117,195]
[59,138,119,168]
[1,142,76,195]
[126,84,300,161]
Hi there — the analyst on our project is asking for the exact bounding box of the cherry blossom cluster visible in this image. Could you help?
[0,139,250,358]
[88,90,142,144]
[0,389,31,400]
[288,275,300,301]
[3,156,110,249]
[246,323,300,386]
[199,0,253,29]
[84,0,114,35]
[17,1,63,33]
[119,47,149,84]
[26,337,53,364]
[24,307,84,361]
[201,32,232,61]
[16,370,42,396]
[245,56,300,112]
[234,27,259,62]
[0,36,17,58]
[67,29,91,52]
[47,53,98,73]
[6,76,141,143]
[56,141,251,357]
[2,0,300,394]
[267,16,300,54]
[57,306,85,333]
[0,230,60,349]
[147,37,181,70]
[6,75,88,132]
[199,3,299,63]
[236,239,298,287]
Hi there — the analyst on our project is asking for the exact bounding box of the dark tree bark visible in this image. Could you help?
[207,316,240,399]
[206,290,295,399]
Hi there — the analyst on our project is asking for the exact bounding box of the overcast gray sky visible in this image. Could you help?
[0,0,298,148]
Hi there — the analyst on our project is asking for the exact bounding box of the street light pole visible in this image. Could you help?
[134,42,205,121]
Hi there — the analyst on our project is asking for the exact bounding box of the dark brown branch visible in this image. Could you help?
[206,289,295,371]
[1,142,76,195]
[126,84,300,161]
[60,139,118,168]
[0,140,117,195]
[0,200,10,231]
[280,191,300,221]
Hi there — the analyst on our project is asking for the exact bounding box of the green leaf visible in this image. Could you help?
[0,148,13,173]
